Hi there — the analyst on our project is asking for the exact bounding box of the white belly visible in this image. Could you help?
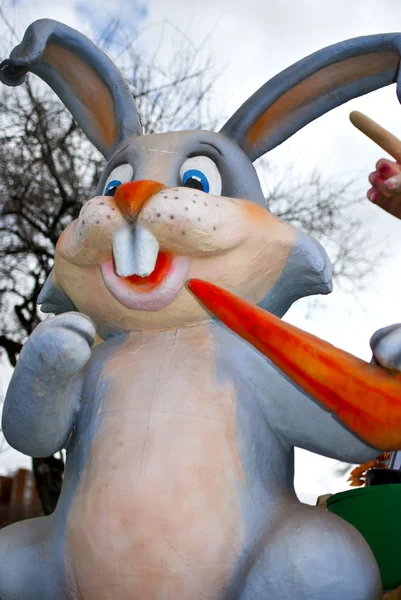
[66,327,247,599]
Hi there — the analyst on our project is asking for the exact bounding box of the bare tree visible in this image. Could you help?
[260,160,381,296]
[0,18,379,514]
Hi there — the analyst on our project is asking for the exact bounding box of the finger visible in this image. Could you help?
[373,192,401,219]
[367,184,401,217]
[375,158,401,179]
[368,172,393,198]
[383,171,401,193]
[367,188,379,202]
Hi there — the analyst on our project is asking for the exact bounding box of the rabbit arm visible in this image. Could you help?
[2,313,95,457]
[0,19,141,158]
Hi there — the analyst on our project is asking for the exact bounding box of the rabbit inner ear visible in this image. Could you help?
[0,20,142,158]
[245,50,399,158]
[42,43,117,150]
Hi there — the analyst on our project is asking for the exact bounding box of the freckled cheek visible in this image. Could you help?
[149,206,214,228]
[76,197,123,235]
[141,209,230,254]
[141,196,240,240]
[58,198,128,265]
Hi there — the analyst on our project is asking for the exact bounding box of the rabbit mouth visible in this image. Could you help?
[100,251,191,311]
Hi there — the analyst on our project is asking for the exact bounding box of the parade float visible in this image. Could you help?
[1,18,401,600]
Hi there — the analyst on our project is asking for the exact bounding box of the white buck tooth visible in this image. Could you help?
[112,223,159,278]
[132,224,159,277]
[113,224,137,277]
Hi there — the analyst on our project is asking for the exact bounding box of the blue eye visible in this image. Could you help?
[182,169,210,193]
[180,157,221,195]
[105,179,121,197]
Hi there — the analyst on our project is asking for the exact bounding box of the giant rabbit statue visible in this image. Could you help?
[1,19,401,600]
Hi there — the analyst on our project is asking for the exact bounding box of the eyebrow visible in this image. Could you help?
[199,141,223,156]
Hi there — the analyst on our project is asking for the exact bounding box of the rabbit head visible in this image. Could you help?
[2,20,401,338]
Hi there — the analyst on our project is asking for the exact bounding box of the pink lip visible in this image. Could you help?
[101,256,191,311]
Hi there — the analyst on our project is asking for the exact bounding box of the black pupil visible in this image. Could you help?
[184,177,204,191]
[106,185,118,197]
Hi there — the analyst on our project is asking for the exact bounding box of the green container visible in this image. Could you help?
[327,485,401,591]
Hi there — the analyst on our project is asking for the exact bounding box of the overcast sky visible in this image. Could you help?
[1,0,401,504]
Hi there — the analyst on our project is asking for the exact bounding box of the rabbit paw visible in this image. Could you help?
[24,312,96,379]
[370,323,401,371]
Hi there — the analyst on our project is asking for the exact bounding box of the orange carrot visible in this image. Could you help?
[187,279,401,451]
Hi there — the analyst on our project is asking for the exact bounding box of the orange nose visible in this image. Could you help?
[114,180,166,219]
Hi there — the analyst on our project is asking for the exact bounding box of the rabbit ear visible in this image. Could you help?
[220,34,401,162]
[0,19,141,158]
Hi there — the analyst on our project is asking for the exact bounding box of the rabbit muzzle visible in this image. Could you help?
[58,180,271,311]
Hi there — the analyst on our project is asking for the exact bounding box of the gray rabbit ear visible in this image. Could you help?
[220,34,401,162]
[37,270,77,314]
[0,19,141,158]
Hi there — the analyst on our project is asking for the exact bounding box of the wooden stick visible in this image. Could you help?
[349,110,401,163]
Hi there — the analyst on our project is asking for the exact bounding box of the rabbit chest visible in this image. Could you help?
[65,323,254,599]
